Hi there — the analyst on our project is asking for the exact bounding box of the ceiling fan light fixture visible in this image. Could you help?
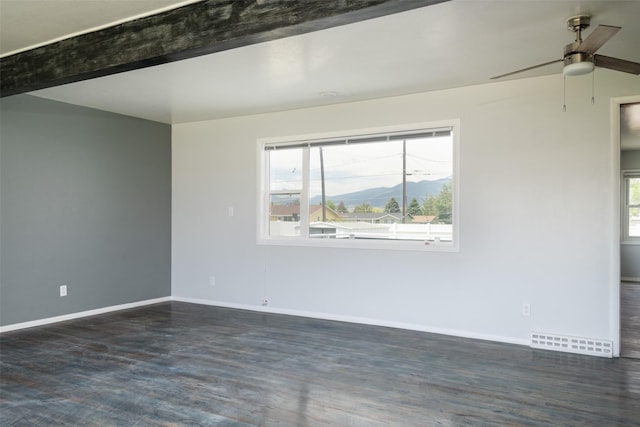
[563,50,595,76]
[563,60,595,76]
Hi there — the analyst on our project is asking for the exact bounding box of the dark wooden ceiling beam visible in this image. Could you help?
[0,0,448,97]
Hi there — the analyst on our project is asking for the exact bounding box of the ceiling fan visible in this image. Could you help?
[491,15,640,80]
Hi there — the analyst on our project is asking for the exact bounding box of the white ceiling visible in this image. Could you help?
[1,0,639,129]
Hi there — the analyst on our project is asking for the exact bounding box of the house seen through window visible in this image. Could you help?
[259,122,459,250]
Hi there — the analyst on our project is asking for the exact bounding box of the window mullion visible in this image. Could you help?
[299,146,310,237]
[263,149,271,238]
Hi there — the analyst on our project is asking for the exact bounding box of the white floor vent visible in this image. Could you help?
[530,331,613,358]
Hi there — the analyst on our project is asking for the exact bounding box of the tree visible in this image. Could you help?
[326,200,336,211]
[435,182,452,223]
[422,182,452,224]
[423,195,436,216]
[353,203,373,213]
[336,201,348,213]
[384,197,401,213]
[407,197,422,217]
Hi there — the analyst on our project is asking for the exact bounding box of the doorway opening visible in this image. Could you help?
[619,101,640,359]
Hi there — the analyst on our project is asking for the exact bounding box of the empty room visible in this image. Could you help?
[1,0,639,425]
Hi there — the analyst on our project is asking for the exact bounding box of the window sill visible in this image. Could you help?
[257,237,459,252]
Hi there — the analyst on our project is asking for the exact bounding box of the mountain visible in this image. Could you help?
[310,178,450,208]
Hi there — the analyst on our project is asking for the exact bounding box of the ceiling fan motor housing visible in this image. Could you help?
[563,42,595,76]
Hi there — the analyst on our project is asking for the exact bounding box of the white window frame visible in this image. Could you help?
[622,169,640,245]
[256,120,460,252]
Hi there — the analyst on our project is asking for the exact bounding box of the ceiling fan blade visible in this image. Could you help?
[578,25,620,54]
[594,54,640,74]
[490,59,562,79]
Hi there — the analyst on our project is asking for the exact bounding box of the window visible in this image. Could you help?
[258,121,459,251]
[623,171,640,243]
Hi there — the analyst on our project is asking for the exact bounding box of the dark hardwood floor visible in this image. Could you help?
[1,302,639,426]
[622,281,640,359]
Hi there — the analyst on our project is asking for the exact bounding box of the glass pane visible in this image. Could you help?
[307,135,453,242]
[269,148,302,192]
[269,194,301,237]
[309,140,401,211]
[629,177,640,206]
[630,207,640,238]
[406,136,453,226]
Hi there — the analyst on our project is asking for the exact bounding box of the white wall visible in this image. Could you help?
[172,71,639,349]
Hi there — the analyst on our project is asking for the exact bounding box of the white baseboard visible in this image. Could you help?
[2,295,530,348]
[0,296,172,333]
[173,296,530,347]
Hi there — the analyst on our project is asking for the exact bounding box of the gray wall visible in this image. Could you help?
[1,95,171,326]
[621,150,640,170]
[621,150,640,280]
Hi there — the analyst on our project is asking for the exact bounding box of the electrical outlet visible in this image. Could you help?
[228,207,234,217]
[209,276,216,287]
[60,285,67,297]
[522,303,531,317]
